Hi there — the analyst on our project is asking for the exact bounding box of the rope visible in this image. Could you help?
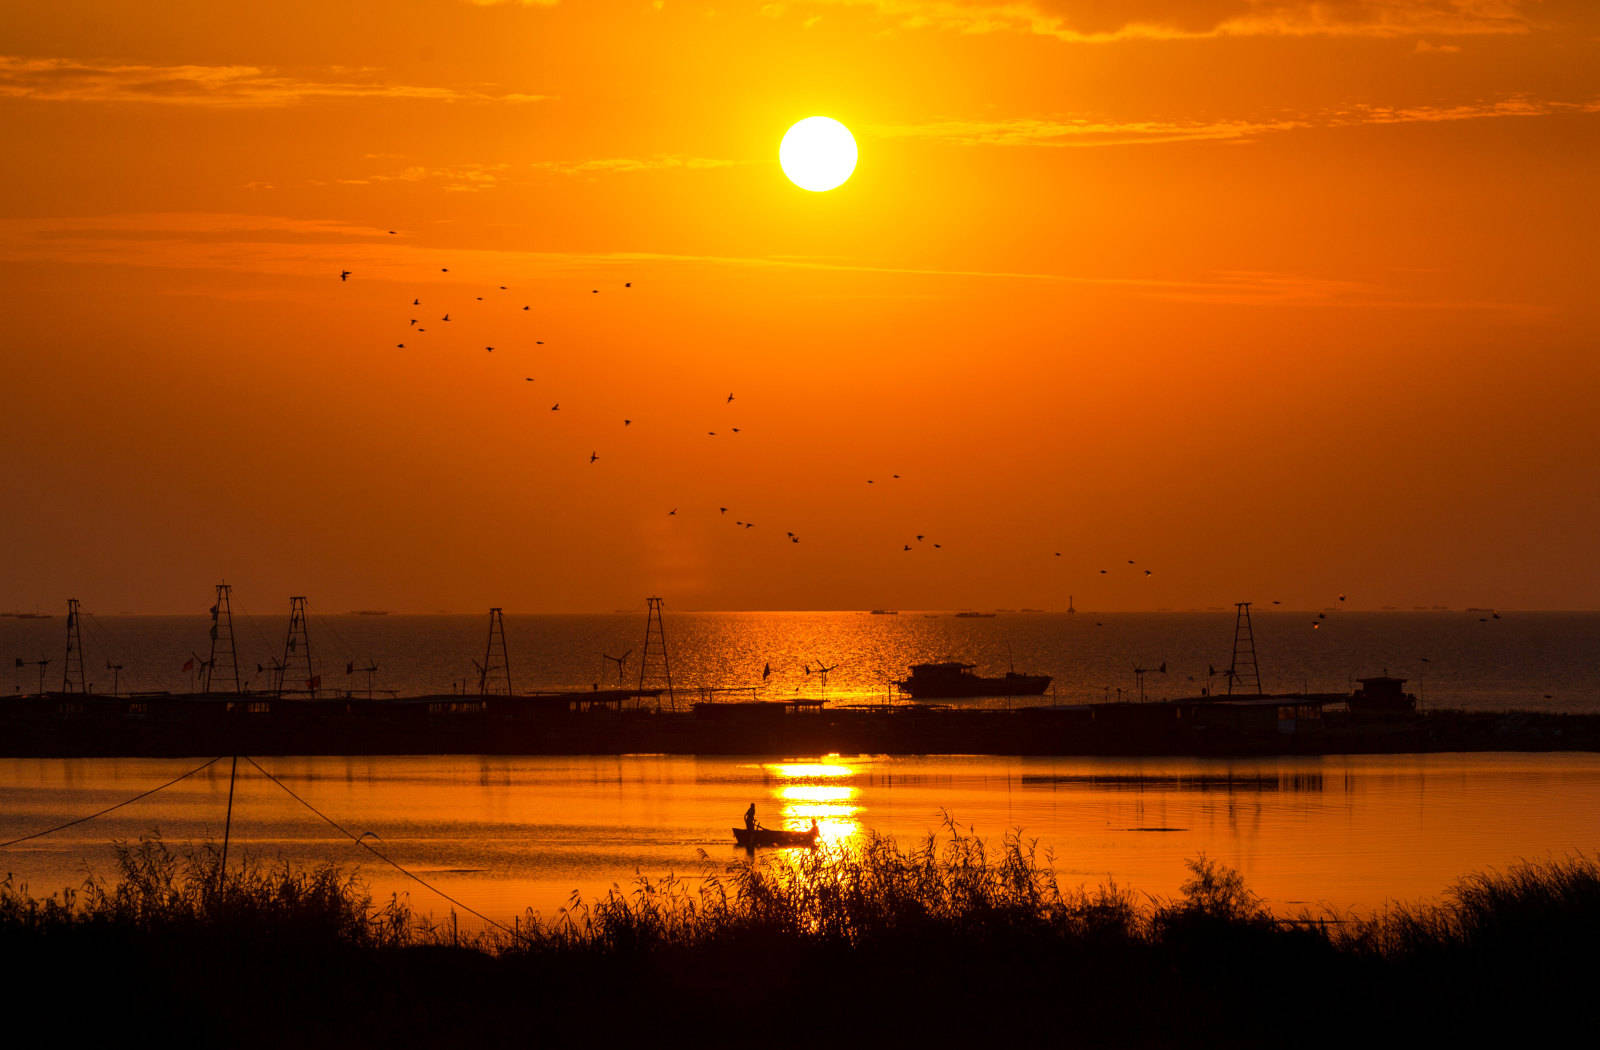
[242,757,514,936]
[0,757,223,848]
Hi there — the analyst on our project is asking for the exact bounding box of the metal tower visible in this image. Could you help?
[62,598,87,693]
[204,582,242,695]
[637,597,676,711]
[478,607,513,696]
[1227,601,1263,695]
[280,596,315,698]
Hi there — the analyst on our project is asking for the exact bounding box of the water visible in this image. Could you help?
[3,753,1598,927]
[3,610,1596,711]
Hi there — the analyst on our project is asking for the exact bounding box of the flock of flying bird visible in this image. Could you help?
[337,257,1384,623]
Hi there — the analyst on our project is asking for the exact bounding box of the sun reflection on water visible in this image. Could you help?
[763,759,864,845]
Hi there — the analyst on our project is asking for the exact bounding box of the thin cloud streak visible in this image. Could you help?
[807,0,1536,43]
[873,96,1600,148]
[0,213,1530,311]
[0,56,551,107]
[530,155,744,175]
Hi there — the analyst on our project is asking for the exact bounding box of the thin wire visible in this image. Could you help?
[0,757,223,848]
[242,757,514,936]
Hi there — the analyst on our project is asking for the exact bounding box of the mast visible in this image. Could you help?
[637,596,675,712]
[204,582,243,694]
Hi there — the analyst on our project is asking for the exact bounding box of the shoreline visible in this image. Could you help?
[3,693,1598,757]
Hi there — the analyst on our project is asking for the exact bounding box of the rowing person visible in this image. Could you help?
[744,802,757,831]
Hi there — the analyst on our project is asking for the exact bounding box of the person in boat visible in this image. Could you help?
[744,802,757,831]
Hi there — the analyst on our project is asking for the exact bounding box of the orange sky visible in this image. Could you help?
[0,1,1596,613]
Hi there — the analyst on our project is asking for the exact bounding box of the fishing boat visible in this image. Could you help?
[896,662,1051,700]
[733,826,820,849]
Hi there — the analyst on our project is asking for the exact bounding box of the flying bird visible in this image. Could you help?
[720,507,728,514]
[668,508,677,516]
[340,270,350,281]
[441,268,448,272]
[1144,569,1152,576]
[410,319,417,326]
[486,346,494,352]
[590,451,598,463]
[524,377,534,382]
[396,343,404,348]
[551,403,559,411]
[726,393,734,403]
[523,305,530,311]
[623,419,631,426]
[388,230,396,235]
[413,298,420,305]
[903,545,912,551]
[442,314,450,321]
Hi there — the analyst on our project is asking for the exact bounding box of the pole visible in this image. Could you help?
[218,754,238,897]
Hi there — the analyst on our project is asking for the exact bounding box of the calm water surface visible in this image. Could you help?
[3,753,1597,927]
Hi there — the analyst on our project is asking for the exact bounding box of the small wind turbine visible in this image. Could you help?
[601,649,632,685]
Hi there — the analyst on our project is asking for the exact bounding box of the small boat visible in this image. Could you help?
[733,826,820,849]
[897,662,1051,699]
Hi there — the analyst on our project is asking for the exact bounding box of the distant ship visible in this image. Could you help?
[869,609,899,615]
[954,611,996,618]
[897,662,1051,700]
[351,610,390,616]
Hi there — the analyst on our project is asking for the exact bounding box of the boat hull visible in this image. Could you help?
[898,672,1052,700]
[733,827,820,849]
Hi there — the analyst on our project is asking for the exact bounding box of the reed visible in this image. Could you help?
[3,828,1597,1045]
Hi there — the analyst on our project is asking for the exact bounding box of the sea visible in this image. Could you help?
[3,609,1596,710]
[1,611,1597,927]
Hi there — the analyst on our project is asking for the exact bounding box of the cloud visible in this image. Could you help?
[0,211,1528,312]
[0,56,552,107]
[338,163,510,192]
[530,155,743,175]
[806,0,1535,42]
[874,96,1600,148]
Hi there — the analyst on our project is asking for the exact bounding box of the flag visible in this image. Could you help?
[13,657,21,669]
[182,657,195,672]
[762,662,771,680]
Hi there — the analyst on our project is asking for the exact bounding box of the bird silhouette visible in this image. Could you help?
[340,270,351,281]
[1099,569,1107,574]
[410,319,417,326]
[499,285,507,290]
[726,393,734,403]
[917,535,925,541]
[668,508,677,516]
[590,451,598,463]
[441,268,448,272]
[903,545,912,552]
[592,289,598,294]
[442,314,450,321]
[388,230,397,235]
[485,346,494,352]
[731,427,741,433]
[720,507,728,514]
[524,377,534,382]
[623,419,631,426]
[523,305,530,311]
[413,298,420,305]
[396,343,404,348]
[551,403,559,411]
[625,282,631,287]
[933,543,942,549]
[1144,569,1152,576]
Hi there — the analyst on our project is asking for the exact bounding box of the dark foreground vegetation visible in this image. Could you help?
[4,828,1598,1048]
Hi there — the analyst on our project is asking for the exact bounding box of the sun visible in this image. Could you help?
[780,117,858,192]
